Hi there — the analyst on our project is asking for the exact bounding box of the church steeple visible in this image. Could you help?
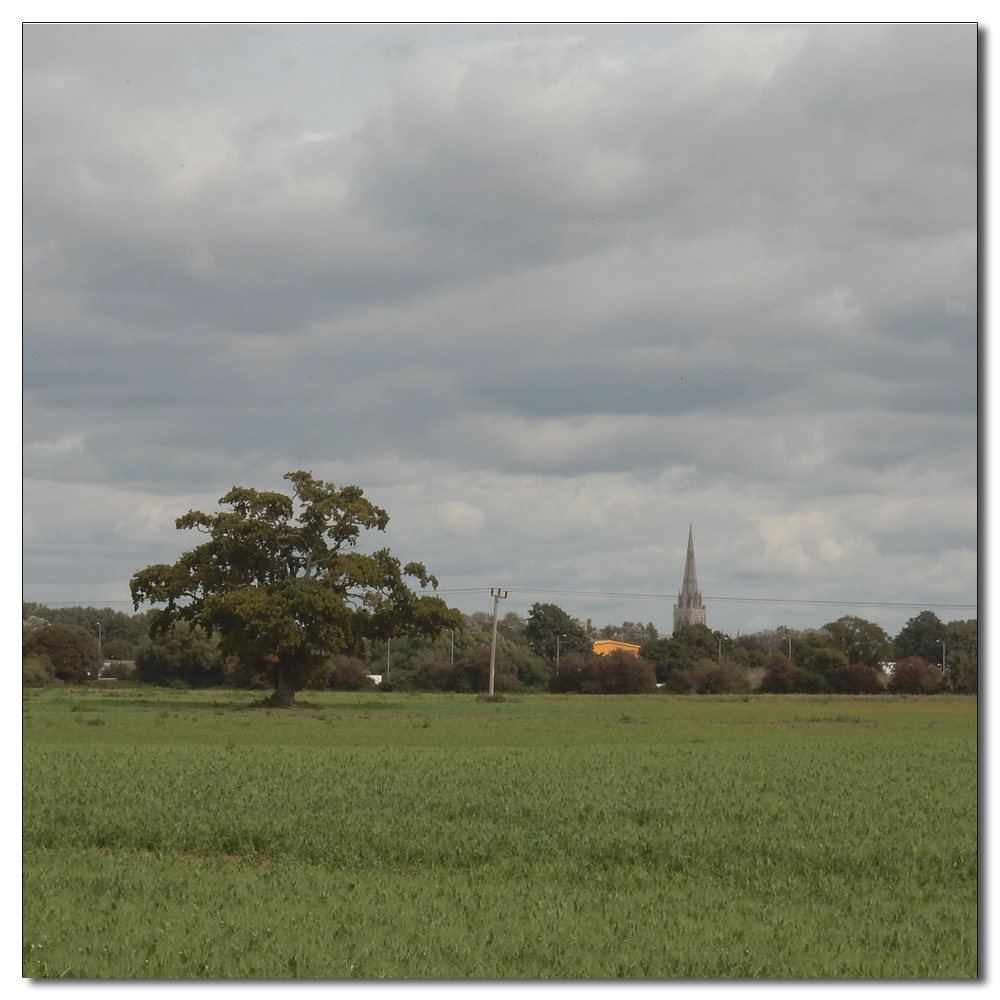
[672,525,707,632]
[681,525,699,596]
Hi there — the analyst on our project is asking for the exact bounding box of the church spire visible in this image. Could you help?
[681,524,699,596]
[672,525,706,632]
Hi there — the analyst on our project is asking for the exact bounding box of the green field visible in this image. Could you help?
[22,688,977,978]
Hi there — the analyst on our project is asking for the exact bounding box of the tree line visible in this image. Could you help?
[21,472,977,700]
[23,599,976,696]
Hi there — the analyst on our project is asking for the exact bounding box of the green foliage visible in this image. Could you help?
[683,658,750,695]
[22,603,154,660]
[23,624,99,683]
[808,647,850,675]
[135,621,226,687]
[597,621,658,644]
[640,624,731,683]
[894,611,947,665]
[130,472,464,705]
[821,617,892,669]
[943,620,977,693]
[22,657,55,688]
[524,603,592,661]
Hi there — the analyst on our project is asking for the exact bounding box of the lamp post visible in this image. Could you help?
[556,633,566,673]
[94,622,103,681]
[937,637,947,671]
[488,589,508,696]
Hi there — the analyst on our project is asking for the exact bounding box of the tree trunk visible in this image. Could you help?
[274,663,296,707]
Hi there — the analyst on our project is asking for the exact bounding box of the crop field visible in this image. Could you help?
[23,688,977,978]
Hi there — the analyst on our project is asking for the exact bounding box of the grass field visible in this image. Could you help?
[22,687,977,978]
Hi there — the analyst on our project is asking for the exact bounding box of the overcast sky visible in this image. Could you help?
[22,22,977,637]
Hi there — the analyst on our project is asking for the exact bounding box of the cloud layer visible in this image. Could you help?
[23,23,977,635]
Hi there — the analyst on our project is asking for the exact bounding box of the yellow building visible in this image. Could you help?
[592,639,641,658]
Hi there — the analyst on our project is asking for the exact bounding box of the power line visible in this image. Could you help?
[425,587,977,610]
[27,591,978,612]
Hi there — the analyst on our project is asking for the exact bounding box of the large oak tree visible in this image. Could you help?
[130,471,464,706]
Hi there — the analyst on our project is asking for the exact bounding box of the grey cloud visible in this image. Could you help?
[22,23,976,627]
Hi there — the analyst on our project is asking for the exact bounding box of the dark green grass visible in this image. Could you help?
[23,689,977,978]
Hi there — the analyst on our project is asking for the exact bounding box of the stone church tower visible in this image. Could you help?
[672,526,707,632]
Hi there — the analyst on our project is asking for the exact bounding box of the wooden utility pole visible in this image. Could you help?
[488,589,508,696]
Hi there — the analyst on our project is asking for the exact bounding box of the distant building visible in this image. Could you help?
[672,526,707,632]
[592,639,641,658]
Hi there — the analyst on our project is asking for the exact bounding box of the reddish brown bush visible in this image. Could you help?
[888,656,942,694]
[452,647,521,693]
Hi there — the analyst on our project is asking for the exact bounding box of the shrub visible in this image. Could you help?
[888,657,943,694]
[22,656,54,688]
[594,650,658,694]
[549,652,596,694]
[809,647,850,675]
[759,653,829,694]
[549,651,656,694]
[23,624,98,683]
[787,669,829,693]
[410,651,456,691]
[830,663,885,694]
[685,658,750,694]
[135,621,226,687]
[451,647,521,693]
[758,653,796,693]
[326,656,376,691]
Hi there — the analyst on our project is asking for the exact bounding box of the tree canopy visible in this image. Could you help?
[523,603,592,661]
[893,611,947,665]
[130,471,464,705]
[23,623,99,683]
[821,616,892,669]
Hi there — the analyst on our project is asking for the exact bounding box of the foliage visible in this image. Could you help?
[894,611,947,665]
[130,471,463,706]
[829,664,885,694]
[524,603,592,661]
[549,650,656,694]
[640,624,732,683]
[594,650,657,694]
[887,657,943,695]
[681,657,750,695]
[727,642,766,671]
[597,621,658,644]
[22,657,55,688]
[944,619,978,693]
[452,647,522,693]
[806,647,850,675]
[500,611,527,634]
[134,621,226,688]
[22,603,154,661]
[758,654,829,694]
[821,616,892,669]
[326,656,376,691]
[370,624,549,692]
[23,624,99,683]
